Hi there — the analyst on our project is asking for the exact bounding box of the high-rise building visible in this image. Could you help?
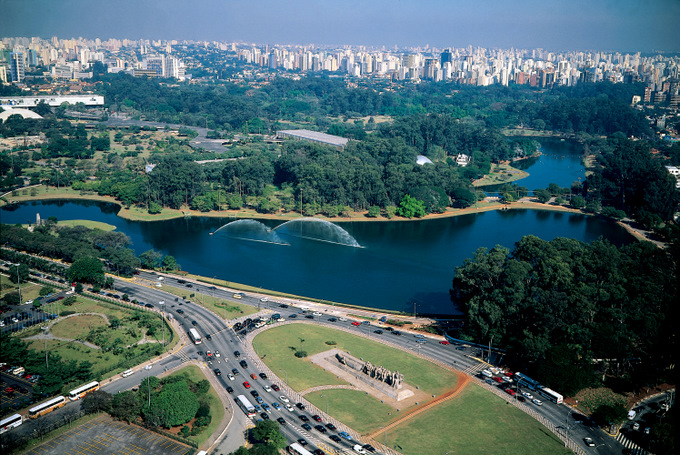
[440,49,452,68]
[9,52,25,82]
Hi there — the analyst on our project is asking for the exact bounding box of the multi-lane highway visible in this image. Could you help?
[6,270,639,455]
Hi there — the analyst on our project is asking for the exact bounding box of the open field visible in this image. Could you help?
[164,365,226,446]
[57,219,117,231]
[50,314,108,339]
[305,388,398,434]
[158,285,257,319]
[381,383,572,455]
[253,324,458,395]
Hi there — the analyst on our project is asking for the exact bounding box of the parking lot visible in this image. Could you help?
[0,371,35,411]
[25,414,192,455]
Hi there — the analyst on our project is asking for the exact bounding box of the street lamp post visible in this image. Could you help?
[11,264,22,304]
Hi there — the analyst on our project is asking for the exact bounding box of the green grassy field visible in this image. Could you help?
[305,389,398,434]
[50,314,108,339]
[382,384,571,455]
[163,365,226,446]
[253,324,457,395]
[57,219,117,231]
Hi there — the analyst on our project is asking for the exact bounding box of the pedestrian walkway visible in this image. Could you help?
[463,363,486,375]
[615,432,647,454]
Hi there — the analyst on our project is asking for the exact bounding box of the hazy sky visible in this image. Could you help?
[1,0,678,52]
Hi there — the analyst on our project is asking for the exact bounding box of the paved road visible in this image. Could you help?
[8,270,638,455]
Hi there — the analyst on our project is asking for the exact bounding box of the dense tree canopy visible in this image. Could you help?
[451,236,676,395]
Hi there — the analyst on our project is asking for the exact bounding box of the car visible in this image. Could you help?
[329,435,342,443]
[583,437,595,447]
[285,404,295,412]
[250,390,260,398]
[145,303,154,308]
[191,320,198,325]
[328,317,337,322]
[298,415,310,422]
[415,339,426,344]
[325,422,337,430]
[261,403,271,412]
[517,396,526,402]
[644,427,650,435]
[351,321,361,326]
[439,340,450,345]
[362,444,376,453]
[240,360,248,368]
[302,423,312,431]
[234,350,241,358]
[312,414,322,422]
[4,386,15,393]
[186,284,193,288]
[633,422,640,431]
[260,297,269,302]
[315,424,328,433]
[493,376,505,383]
[279,304,289,308]
[280,395,290,403]
[214,368,221,376]
[176,309,184,314]
[522,392,534,399]
[305,315,314,319]
[206,351,213,358]
[313,450,326,455]
[206,334,212,341]
[374,329,383,334]
[504,388,515,396]
[338,431,352,441]
[254,405,261,412]
[455,346,466,351]
[297,439,308,446]
[277,417,286,425]
[256,397,264,404]
[250,373,258,380]
[271,384,280,391]
[532,398,543,406]
[312,312,322,316]
[259,372,268,380]
[272,402,281,410]
[243,381,251,388]
[263,385,272,392]
[353,444,367,454]
[296,402,306,410]
[289,314,297,318]
[260,412,270,420]
[232,368,239,376]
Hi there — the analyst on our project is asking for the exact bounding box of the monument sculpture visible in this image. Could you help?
[336,353,404,389]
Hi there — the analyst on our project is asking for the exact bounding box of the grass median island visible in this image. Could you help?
[382,384,571,455]
[56,219,117,231]
[159,285,257,319]
[252,324,457,395]
[305,389,397,434]
[160,365,226,447]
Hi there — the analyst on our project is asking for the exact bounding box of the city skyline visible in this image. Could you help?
[1,0,679,53]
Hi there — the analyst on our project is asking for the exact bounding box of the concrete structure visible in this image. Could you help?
[416,155,433,165]
[277,129,349,149]
[666,166,680,189]
[9,52,25,83]
[0,107,43,122]
[0,95,105,108]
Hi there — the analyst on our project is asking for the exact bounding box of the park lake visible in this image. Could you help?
[2,139,631,315]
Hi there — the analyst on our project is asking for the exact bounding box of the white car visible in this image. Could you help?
[279,395,290,403]
[338,317,347,322]
[263,385,272,392]
[313,312,322,316]
[285,404,295,412]
[227,374,235,381]
[260,297,269,302]
[522,392,533,399]
[532,398,543,406]
[144,364,153,370]
[215,351,221,358]
[24,299,34,305]
[353,444,367,454]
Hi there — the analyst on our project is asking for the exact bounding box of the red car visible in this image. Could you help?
[4,386,14,393]
[439,340,450,345]
[250,373,258,380]
[312,415,322,422]
[243,381,251,389]
[271,384,280,391]
[504,388,515,396]
[351,321,361,326]
[493,376,504,383]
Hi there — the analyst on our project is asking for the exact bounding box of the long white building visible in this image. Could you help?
[0,95,105,107]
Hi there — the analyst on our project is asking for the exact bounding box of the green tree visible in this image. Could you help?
[250,420,287,448]
[111,390,141,423]
[397,194,426,218]
[67,256,105,285]
[143,380,199,428]
[81,390,113,414]
[162,255,178,271]
[9,263,30,284]
[139,249,163,269]
[366,205,381,217]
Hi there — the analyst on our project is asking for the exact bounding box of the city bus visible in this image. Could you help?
[0,413,23,434]
[538,387,563,404]
[235,394,256,417]
[515,372,542,391]
[68,381,100,401]
[189,328,202,345]
[28,396,67,418]
[287,442,314,455]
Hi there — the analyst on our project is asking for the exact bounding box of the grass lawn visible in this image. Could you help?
[252,324,457,395]
[163,365,226,447]
[51,314,108,339]
[57,219,117,231]
[382,384,571,455]
[0,273,17,292]
[305,389,398,434]
[160,285,256,319]
[473,163,529,187]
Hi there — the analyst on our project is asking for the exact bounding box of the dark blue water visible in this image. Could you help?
[1,200,631,315]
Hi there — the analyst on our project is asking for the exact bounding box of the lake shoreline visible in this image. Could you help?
[1,184,588,224]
